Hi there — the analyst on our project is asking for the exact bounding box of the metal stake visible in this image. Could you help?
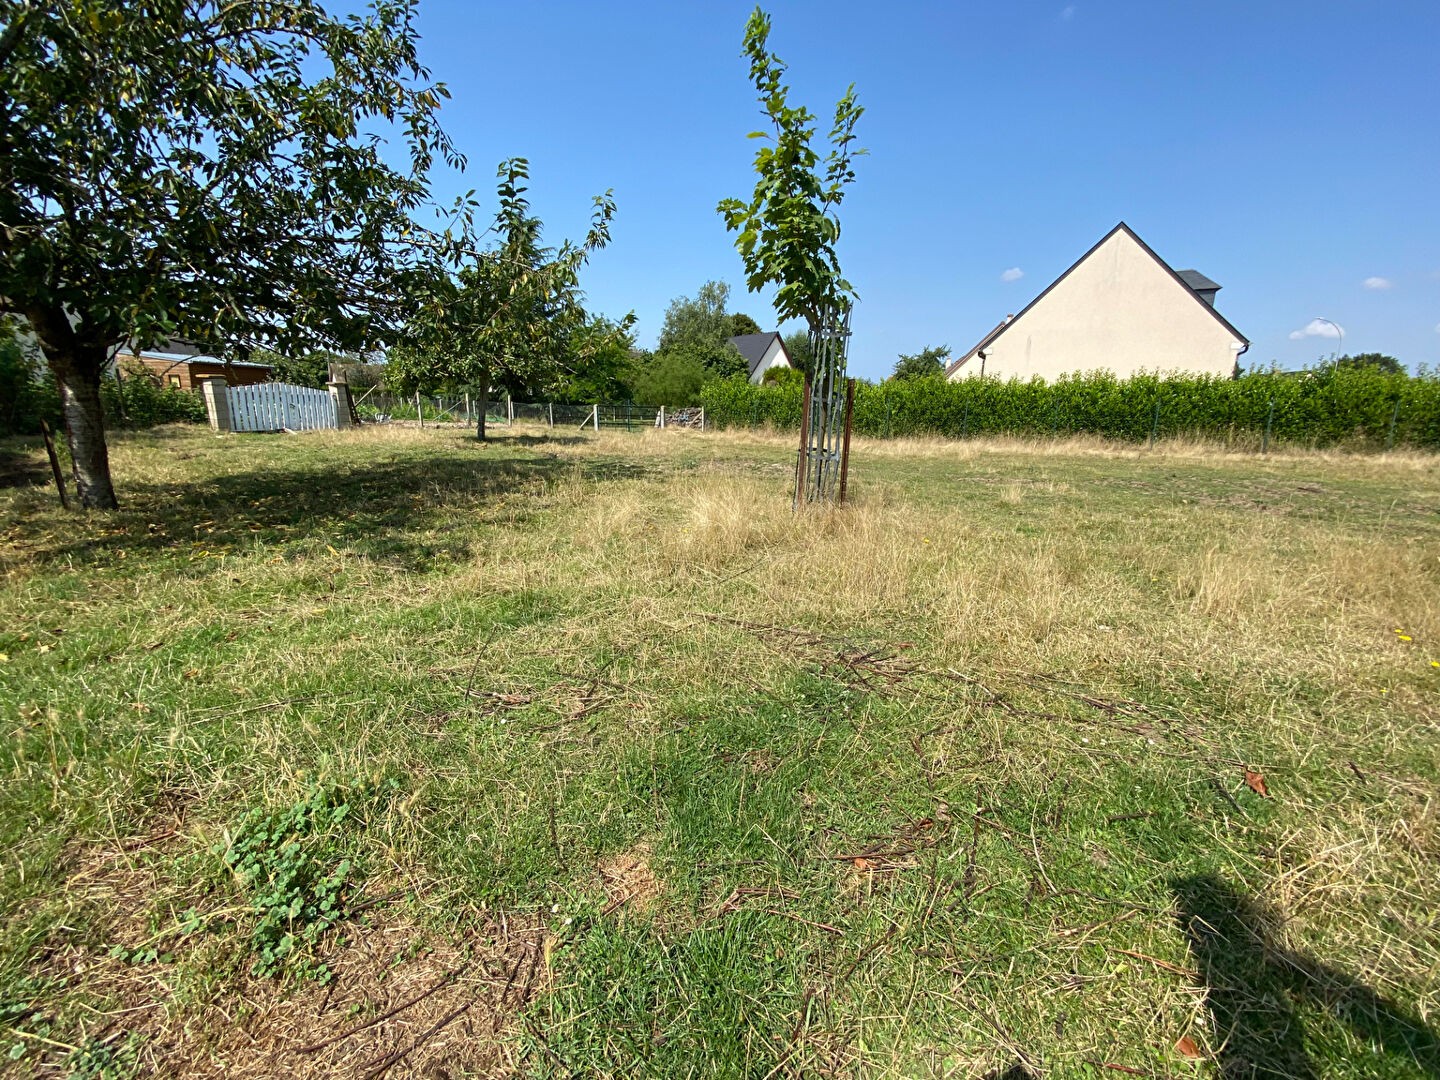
[794,376,812,510]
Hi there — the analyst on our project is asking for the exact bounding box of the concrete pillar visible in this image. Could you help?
[328,381,354,429]
[201,377,232,432]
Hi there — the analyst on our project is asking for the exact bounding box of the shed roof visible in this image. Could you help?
[123,350,273,369]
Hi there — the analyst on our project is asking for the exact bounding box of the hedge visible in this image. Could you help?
[701,368,1440,450]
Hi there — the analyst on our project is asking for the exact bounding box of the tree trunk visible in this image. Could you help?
[54,351,118,509]
[28,306,119,509]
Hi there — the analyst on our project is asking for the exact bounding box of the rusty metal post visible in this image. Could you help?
[794,376,812,510]
[39,419,69,509]
[838,377,855,505]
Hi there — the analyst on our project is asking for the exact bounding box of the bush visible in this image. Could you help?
[700,367,1440,450]
[0,326,60,436]
[100,373,208,427]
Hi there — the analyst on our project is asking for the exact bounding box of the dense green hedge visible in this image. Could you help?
[3,363,206,437]
[702,368,1440,450]
[100,373,209,427]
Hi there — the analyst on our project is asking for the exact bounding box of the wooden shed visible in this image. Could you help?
[115,350,274,391]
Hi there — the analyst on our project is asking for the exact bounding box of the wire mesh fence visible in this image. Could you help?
[347,391,702,433]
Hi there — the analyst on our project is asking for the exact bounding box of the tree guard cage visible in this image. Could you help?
[794,306,855,509]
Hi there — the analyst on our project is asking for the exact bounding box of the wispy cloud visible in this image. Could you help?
[1000,267,1024,283]
[1288,318,1344,341]
[1362,276,1393,290]
[1434,322,1440,335]
[1059,4,1076,20]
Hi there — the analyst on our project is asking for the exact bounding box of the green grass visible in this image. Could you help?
[1,423,1437,1077]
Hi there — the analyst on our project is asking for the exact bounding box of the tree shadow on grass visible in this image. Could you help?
[19,440,651,572]
[0,438,50,491]
[1173,873,1439,1078]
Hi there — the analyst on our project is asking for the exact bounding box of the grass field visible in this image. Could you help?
[1,423,1438,1078]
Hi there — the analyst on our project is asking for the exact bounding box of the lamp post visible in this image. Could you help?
[1312,317,1344,370]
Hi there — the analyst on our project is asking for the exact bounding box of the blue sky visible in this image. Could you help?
[409,1,1440,380]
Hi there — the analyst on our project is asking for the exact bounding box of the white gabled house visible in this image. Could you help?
[947,223,1249,382]
[727,332,793,384]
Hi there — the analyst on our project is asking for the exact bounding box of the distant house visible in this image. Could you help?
[727,332,793,384]
[947,222,1248,382]
[114,349,273,390]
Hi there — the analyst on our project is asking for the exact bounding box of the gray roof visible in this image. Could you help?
[123,349,273,369]
[726,332,783,378]
[1176,269,1221,293]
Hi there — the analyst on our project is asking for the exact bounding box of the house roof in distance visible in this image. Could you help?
[954,222,1247,367]
[726,331,783,378]
[1176,269,1221,293]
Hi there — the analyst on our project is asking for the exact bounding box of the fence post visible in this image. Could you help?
[1262,397,1274,454]
[327,381,353,429]
[38,418,69,509]
[699,406,705,432]
[201,377,233,432]
[416,391,423,429]
[839,378,856,505]
[658,405,666,429]
[1148,400,1160,449]
[507,395,514,426]
[1386,399,1400,450]
[592,404,599,432]
[464,392,471,423]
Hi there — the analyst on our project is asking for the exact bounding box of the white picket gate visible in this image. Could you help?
[226,382,337,432]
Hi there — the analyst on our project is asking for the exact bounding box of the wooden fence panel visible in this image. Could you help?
[226,382,337,432]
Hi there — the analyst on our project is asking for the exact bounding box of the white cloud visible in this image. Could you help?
[1000,267,1024,283]
[1434,322,1440,334]
[1362,276,1393,290]
[1059,4,1076,19]
[1288,318,1344,340]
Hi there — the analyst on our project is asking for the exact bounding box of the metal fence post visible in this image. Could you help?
[839,378,856,505]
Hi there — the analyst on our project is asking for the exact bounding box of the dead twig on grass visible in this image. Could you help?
[300,963,470,1053]
[362,999,474,1080]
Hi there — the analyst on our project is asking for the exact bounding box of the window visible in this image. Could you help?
[168,375,182,388]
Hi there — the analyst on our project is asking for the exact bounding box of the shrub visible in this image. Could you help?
[0,326,60,436]
[100,374,208,427]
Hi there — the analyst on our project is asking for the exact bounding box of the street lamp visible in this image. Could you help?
[1312,317,1344,369]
